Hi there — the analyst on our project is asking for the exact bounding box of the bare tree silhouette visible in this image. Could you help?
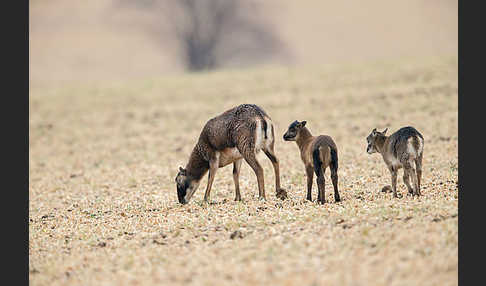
[174,0,235,70]
[116,0,287,71]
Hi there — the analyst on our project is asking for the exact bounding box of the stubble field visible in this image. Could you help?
[29,56,458,285]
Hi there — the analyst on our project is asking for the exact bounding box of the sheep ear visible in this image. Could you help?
[372,128,377,134]
[301,121,307,127]
[179,167,185,172]
[382,128,388,135]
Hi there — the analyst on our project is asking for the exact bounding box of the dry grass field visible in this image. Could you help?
[29,55,458,285]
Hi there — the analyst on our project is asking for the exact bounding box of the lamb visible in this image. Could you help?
[366,126,425,197]
[283,120,340,204]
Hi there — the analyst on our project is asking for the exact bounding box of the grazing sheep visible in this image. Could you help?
[175,104,287,204]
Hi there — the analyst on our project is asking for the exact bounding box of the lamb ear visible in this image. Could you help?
[179,167,185,172]
[301,121,307,127]
[372,128,377,134]
[382,128,388,135]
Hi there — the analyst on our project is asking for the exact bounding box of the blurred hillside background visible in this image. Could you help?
[30,0,457,83]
